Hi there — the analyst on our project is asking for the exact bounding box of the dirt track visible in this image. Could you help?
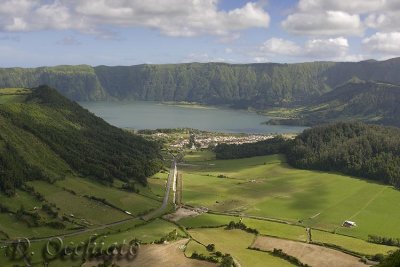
[83,239,217,267]
[251,236,370,267]
[163,207,200,222]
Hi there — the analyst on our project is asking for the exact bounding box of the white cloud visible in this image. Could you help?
[259,38,301,55]
[0,0,37,15]
[362,32,400,54]
[298,0,385,13]
[305,37,349,58]
[253,57,268,63]
[256,37,357,61]
[183,52,227,63]
[225,48,233,54]
[282,11,363,36]
[0,0,270,39]
[365,11,400,31]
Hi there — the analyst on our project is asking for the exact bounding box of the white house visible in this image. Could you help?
[343,220,357,227]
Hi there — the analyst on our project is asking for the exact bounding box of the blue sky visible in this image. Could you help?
[0,0,399,67]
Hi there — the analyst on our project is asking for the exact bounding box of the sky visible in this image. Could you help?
[0,0,399,67]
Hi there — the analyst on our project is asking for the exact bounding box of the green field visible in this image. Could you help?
[178,212,395,256]
[0,190,43,212]
[100,218,186,244]
[27,181,130,226]
[179,213,240,228]
[184,239,212,258]
[184,150,216,162]
[180,154,400,240]
[56,176,161,215]
[189,228,294,267]
[2,140,400,266]
[0,88,30,104]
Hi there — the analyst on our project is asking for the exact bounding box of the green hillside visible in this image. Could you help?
[0,86,162,196]
[268,80,400,127]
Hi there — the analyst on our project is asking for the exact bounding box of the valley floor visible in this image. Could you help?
[1,150,399,267]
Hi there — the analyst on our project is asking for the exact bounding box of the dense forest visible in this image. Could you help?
[0,86,162,196]
[215,122,400,188]
[214,137,287,160]
[287,123,400,188]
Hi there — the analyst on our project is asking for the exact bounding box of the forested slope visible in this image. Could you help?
[0,86,161,196]
[287,122,400,188]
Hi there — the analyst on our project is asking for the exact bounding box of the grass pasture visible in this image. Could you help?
[56,176,161,216]
[184,150,216,162]
[148,171,169,197]
[0,88,30,104]
[27,181,130,226]
[101,218,186,244]
[0,213,73,240]
[189,228,294,267]
[185,239,212,258]
[180,153,400,240]
[177,213,395,256]
[0,190,43,213]
[179,213,239,228]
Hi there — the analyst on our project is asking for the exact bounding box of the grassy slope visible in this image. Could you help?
[27,181,130,226]
[55,176,160,215]
[180,153,400,240]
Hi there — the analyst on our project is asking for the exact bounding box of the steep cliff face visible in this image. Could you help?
[0,58,400,108]
[0,65,106,101]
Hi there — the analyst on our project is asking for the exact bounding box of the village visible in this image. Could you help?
[149,131,274,149]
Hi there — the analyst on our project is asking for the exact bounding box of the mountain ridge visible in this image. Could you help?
[0,57,399,105]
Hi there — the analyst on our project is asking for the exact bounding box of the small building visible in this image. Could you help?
[343,220,357,227]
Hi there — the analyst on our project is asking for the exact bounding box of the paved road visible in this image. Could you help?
[142,159,176,221]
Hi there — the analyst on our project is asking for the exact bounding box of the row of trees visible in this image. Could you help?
[214,137,287,160]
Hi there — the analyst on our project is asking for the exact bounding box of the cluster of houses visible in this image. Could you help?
[170,133,274,149]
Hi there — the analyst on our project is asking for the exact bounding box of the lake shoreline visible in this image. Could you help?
[80,100,307,134]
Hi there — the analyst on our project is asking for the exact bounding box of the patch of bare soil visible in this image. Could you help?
[163,207,200,222]
[251,236,370,267]
[83,239,216,267]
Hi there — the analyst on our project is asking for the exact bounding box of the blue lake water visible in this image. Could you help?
[80,101,307,134]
